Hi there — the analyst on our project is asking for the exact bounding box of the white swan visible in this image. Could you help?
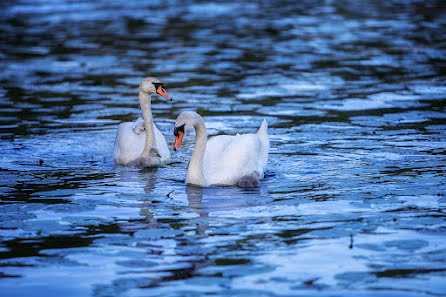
[173,111,269,187]
[113,77,172,167]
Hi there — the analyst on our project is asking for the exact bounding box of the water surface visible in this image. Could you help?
[1,0,446,296]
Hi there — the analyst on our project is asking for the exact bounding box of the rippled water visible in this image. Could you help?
[1,0,446,296]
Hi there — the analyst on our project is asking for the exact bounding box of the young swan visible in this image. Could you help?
[173,111,269,188]
[113,77,172,167]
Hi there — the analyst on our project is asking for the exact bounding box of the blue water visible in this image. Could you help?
[1,0,446,296]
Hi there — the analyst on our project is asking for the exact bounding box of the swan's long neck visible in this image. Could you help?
[139,90,156,157]
[186,118,207,186]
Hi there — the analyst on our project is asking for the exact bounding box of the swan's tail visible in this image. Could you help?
[257,119,268,135]
[257,119,269,175]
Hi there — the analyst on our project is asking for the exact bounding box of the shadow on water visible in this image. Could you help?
[0,0,446,296]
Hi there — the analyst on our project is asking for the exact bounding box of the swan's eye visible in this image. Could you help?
[153,83,165,90]
[174,124,185,136]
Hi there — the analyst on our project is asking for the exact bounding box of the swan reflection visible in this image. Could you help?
[186,185,209,236]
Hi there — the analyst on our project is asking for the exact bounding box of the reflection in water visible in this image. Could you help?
[140,168,159,194]
[140,168,159,227]
[186,185,208,237]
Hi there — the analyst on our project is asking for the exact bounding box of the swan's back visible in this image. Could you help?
[114,122,145,165]
[114,120,170,166]
[203,120,269,186]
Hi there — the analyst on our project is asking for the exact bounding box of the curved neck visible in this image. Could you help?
[186,118,207,186]
[139,90,155,156]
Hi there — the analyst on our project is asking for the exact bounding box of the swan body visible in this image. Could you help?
[173,111,269,187]
[113,118,170,166]
[113,77,172,167]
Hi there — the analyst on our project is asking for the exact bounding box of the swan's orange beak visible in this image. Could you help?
[173,131,184,151]
[156,85,173,101]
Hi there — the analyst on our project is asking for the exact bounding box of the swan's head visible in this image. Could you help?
[139,77,173,101]
[173,111,201,151]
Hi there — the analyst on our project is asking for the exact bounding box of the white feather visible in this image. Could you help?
[174,111,269,187]
[113,77,171,167]
[114,120,170,165]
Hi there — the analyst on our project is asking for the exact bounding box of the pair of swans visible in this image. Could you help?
[113,77,269,188]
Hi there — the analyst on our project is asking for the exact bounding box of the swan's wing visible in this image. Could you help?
[204,135,235,164]
[114,121,145,165]
[203,133,262,185]
[220,134,261,176]
[132,117,145,135]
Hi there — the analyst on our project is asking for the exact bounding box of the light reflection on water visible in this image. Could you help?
[1,0,446,296]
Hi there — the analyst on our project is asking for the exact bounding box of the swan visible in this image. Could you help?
[173,111,269,187]
[113,77,172,167]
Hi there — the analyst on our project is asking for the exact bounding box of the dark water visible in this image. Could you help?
[1,0,446,296]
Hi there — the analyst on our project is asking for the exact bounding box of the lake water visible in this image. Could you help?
[1,0,445,296]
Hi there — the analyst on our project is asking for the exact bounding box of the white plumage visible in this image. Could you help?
[173,111,269,187]
[113,118,170,166]
[113,77,172,167]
